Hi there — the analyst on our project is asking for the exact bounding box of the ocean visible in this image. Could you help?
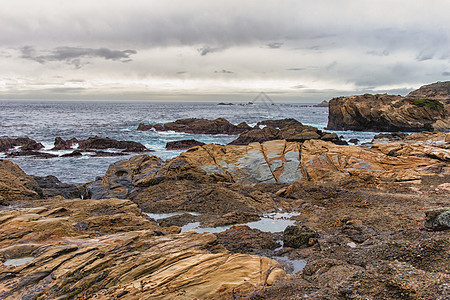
[0,100,380,184]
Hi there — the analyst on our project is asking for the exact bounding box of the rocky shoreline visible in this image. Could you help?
[1,130,449,299]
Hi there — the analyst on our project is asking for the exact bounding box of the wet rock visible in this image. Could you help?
[0,160,42,203]
[137,117,251,135]
[52,137,78,150]
[327,93,447,132]
[424,208,450,231]
[0,137,44,152]
[206,210,260,227]
[166,139,206,150]
[372,132,409,143]
[283,225,319,248]
[348,138,360,144]
[215,225,281,253]
[229,118,345,145]
[6,151,58,159]
[61,150,83,157]
[32,175,82,199]
[77,136,149,152]
[156,213,200,227]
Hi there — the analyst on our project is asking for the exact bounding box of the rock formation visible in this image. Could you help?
[166,139,206,150]
[0,138,44,152]
[0,162,286,299]
[137,117,251,135]
[327,93,447,132]
[229,118,344,145]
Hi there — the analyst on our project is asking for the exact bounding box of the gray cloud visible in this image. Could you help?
[443,72,450,76]
[20,46,137,68]
[287,68,305,71]
[267,42,283,49]
[197,46,222,56]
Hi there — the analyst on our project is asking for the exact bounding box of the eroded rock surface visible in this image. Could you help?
[327,93,447,132]
[0,197,285,299]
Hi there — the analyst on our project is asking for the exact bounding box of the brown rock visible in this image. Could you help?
[52,137,78,150]
[215,225,281,253]
[0,197,285,299]
[327,93,447,132]
[138,118,251,135]
[77,136,149,152]
[165,139,206,150]
[0,160,42,204]
[0,137,44,152]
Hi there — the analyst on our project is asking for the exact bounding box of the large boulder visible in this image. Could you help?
[0,137,44,152]
[0,160,42,204]
[327,93,447,132]
[138,117,251,135]
[77,136,149,152]
[283,225,319,248]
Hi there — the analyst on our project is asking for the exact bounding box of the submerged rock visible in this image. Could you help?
[78,136,149,152]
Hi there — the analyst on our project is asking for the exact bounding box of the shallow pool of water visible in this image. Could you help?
[143,212,202,220]
[273,256,307,273]
[3,256,34,266]
[180,212,299,233]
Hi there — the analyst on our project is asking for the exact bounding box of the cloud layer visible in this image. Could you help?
[0,0,449,101]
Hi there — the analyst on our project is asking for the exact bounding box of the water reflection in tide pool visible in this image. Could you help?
[273,256,307,273]
[3,257,34,266]
[180,212,299,233]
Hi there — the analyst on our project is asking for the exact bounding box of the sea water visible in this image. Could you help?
[0,100,380,184]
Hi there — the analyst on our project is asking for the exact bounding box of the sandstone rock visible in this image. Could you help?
[283,225,319,248]
[0,138,44,152]
[78,136,149,152]
[0,197,285,299]
[327,93,447,132]
[406,81,450,103]
[0,160,42,204]
[138,117,251,135]
[165,139,206,150]
[424,208,450,231]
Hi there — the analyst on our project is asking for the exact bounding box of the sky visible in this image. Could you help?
[0,0,449,102]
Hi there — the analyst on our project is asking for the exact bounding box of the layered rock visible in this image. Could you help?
[0,196,285,299]
[88,132,450,200]
[327,93,447,132]
[0,159,42,204]
[137,117,251,135]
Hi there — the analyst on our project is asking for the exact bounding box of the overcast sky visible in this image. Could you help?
[1,0,449,102]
